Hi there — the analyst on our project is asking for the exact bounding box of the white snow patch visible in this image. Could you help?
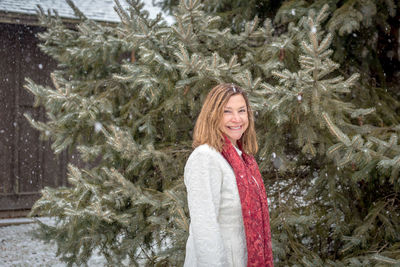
[0,217,108,266]
[0,0,174,24]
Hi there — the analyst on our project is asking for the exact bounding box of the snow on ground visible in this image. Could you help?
[0,218,107,267]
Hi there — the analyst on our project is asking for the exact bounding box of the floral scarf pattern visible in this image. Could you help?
[221,136,273,267]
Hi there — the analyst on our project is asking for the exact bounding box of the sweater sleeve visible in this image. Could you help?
[184,148,228,267]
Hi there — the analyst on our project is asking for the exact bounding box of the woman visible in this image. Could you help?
[184,83,273,267]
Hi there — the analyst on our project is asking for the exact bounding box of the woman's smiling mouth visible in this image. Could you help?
[227,125,242,130]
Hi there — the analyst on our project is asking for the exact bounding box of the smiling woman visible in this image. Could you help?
[192,84,257,154]
[184,83,274,267]
[221,94,249,146]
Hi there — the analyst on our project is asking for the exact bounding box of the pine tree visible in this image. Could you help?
[156,0,400,122]
[26,0,274,265]
[25,0,400,266]
[257,6,400,265]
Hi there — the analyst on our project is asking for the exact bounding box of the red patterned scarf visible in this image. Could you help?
[221,136,273,267]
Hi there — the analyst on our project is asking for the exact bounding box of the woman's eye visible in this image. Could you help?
[224,110,231,113]
[239,109,246,113]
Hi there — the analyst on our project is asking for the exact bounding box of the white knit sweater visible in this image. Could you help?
[184,144,247,267]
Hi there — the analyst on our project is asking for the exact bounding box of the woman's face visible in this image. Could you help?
[220,94,249,146]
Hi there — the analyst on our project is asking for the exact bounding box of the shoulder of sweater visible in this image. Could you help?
[185,144,227,181]
[185,144,226,168]
[189,144,222,159]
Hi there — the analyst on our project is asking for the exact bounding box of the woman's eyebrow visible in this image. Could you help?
[224,106,247,109]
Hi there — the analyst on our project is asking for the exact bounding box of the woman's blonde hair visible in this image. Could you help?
[192,83,258,154]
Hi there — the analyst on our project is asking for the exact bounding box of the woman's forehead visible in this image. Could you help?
[225,94,247,107]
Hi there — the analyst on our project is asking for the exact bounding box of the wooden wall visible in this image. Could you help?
[0,23,69,217]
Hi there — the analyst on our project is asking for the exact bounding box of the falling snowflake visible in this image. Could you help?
[311,26,317,33]
[94,122,103,133]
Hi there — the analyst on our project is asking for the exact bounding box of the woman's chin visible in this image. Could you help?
[226,134,243,144]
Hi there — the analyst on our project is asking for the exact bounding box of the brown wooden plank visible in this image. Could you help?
[0,209,30,219]
[0,193,40,210]
[0,22,72,214]
[17,24,44,194]
[16,108,42,193]
[0,23,18,196]
[18,25,42,107]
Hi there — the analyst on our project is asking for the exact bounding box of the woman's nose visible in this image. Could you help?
[232,112,241,122]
